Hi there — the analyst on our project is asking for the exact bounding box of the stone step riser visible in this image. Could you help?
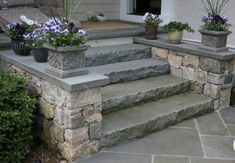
[101,100,213,147]
[102,81,189,114]
[85,47,151,67]
[105,65,170,84]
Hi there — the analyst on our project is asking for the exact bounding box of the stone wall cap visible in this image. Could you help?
[134,37,235,61]
[0,50,109,91]
[198,29,232,36]
[43,43,89,52]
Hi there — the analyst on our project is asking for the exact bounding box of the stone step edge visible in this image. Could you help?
[102,80,190,114]
[101,98,213,147]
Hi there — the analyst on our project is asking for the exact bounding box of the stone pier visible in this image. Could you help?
[0,51,109,162]
[134,37,235,110]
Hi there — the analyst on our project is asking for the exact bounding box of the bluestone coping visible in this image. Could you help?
[133,37,235,61]
[0,50,109,91]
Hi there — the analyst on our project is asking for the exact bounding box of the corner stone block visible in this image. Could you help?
[190,81,205,94]
[183,54,200,68]
[89,123,102,140]
[39,98,55,120]
[61,141,99,162]
[181,66,195,80]
[219,89,231,108]
[66,87,101,109]
[194,69,207,83]
[168,54,183,68]
[204,83,221,99]
[200,57,227,74]
[64,127,89,145]
[153,48,168,60]
[52,123,65,143]
[64,110,85,129]
[207,72,225,85]
[170,67,182,78]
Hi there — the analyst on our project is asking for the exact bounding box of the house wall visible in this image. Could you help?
[174,0,235,47]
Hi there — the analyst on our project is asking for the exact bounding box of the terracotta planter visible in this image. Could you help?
[145,25,158,40]
[199,29,232,52]
[11,39,31,56]
[32,48,48,63]
[43,43,89,78]
[167,30,183,44]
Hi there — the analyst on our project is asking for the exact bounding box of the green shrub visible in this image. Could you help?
[0,71,37,162]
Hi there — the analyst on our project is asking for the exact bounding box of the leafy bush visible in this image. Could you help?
[0,71,37,162]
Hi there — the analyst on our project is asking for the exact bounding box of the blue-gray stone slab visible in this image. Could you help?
[220,107,235,124]
[0,50,109,91]
[107,128,204,157]
[154,156,189,163]
[76,152,152,163]
[201,135,235,159]
[0,33,11,49]
[191,158,235,163]
[133,37,235,61]
[196,112,229,136]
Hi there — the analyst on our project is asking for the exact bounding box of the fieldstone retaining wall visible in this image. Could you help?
[0,52,109,162]
[152,47,234,110]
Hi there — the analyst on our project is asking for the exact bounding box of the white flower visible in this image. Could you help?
[143,12,149,21]
[20,15,35,25]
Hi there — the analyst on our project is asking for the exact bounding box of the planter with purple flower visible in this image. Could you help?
[42,19,88,78]
[24,27,49,62]
[199,0,232,52]
[5,15,36,56]
[143,12,162,40]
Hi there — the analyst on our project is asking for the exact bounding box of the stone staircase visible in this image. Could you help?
[86,43,213,148]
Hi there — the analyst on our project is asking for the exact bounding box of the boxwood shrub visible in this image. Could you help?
[0,71,37,162]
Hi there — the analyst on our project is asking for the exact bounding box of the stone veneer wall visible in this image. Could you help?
[0,60,103,162]
[152,47,234,110]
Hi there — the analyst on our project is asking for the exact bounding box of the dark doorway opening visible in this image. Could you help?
[131,0,162,15]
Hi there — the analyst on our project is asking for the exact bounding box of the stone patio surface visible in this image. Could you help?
[76,107,235,163]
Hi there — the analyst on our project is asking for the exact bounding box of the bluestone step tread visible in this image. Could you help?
[101,75,189,113]
[86,43,151,66]
[101,92,213,147]
[87,59,170,84]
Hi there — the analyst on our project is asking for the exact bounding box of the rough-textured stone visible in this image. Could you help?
[204,83,221,99]
[64,111,85,129]
[42,80,67,108]
[219,89,231,108]
[194,69,207,83]
[190,81,205,94]
[61,141,99,161]
[65,127,89,144]
[154,48,168,60]
[224,73,233,84]
[183,54,200,68]
[181,66,195,80]
[89,123,102,140]
[207,73,225,85]
[101,93,212,147]
[53,124,65,143]
[86,44,151,67]
[168,54,183,68]
[170,67,182,77]
[200,57,227,74]
[102,75,189,113]
[88,58,170,84]
[39,98,55,119]
[54,108,65,125]
[67,88,101,109]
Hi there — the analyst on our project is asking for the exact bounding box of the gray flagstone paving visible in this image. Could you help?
[76,109,235,163]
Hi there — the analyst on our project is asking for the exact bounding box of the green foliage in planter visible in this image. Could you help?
[163,21,194,32]
[0,71,37,162]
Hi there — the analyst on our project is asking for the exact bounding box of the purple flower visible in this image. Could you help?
[62,29,69,36]
[77,29,87,36]
[15,23,21,30]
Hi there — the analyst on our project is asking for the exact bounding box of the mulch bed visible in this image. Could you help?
[23,143,65,163]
